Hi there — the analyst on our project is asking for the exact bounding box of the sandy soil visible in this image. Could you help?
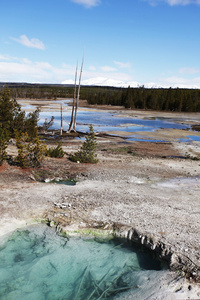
[1,104,200,298]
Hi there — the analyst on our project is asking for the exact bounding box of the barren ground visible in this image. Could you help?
[1,104,200,299]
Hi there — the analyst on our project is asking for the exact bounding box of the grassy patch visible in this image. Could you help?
[102,146,136,156]
[186,155,200,161]
[32,169,53,181]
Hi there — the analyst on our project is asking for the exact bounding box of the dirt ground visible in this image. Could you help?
[1,105,200,299]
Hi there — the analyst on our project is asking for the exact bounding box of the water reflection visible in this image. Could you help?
[38,110,190,133]
[19,99,200,143]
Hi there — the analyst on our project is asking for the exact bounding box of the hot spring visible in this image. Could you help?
[0,225,171,299]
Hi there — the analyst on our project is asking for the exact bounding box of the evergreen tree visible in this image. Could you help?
[0,125,9,165]
[15,130,47,168]
[25,108,40,138]
[0,86,40,136]
[69,124,98,163]
[124,86,134,108]
[0,87,24,136]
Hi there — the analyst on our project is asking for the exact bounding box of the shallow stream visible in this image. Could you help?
[0,225,170,300]
[19,99,200,142]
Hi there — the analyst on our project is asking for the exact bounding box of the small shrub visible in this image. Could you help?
[47,142,65,158]
[185,154,200,161]
[25,108,40,139]
[69,124,98,163]
[15,131,47,168]
[42,116,54,132]
[0,125,9,165]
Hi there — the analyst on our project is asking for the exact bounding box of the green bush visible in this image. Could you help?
[0,87,25,136]
[69,124,98,163]
[15,131,47,168]
[25,108,40,139]
[47,142,65,158]
[0,125,9,165]
[42,116,54,132]
[0,87,47,168]
[0,87,40,138]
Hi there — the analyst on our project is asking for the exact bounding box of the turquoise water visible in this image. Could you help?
[49,179,76,185]
[0,226,167,300]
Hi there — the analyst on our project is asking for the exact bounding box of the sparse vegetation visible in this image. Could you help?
[69,125,98,163]
[42,116,54,132]
[0,86,25,137]
[47,142,65,158]
[186,154,200,161]
[0,87,48,168]
[15,131,47,168]
[25,108,40,139]
[102,146,136,156]
[0,126,9,165]
[0,86,41,139]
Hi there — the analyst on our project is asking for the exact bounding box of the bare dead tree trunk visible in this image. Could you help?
[73,55,84,132]
[60,104,63,136]
[67,61,78,133]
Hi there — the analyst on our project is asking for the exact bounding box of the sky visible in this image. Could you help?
[1,0,200,88]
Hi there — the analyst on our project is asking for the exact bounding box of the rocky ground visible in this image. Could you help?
[1,106,200,299]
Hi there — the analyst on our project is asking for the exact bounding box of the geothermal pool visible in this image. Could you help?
[0,225,169,299]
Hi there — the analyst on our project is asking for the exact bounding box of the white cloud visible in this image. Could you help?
[100,66,117,72]
[167,0,200,5]
[0,61,50,82]
[157,75,200,88]
[0,54,17,61]
[179,67,200,75]
[70,0,101,8]
[114,61,131,69]
[0,55,133,84]
[62,63,75,70]
[146,0,200,5]
[21,58,32,64]
[89,66,96,71]
[82,67,132,82]
[3,54,200,88]
[10,35,45,50]
[61,79,75,85]
[0,57,76,83]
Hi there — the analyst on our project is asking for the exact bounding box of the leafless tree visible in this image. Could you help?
[68,56,84,133]
[60,104,63,136]
[67,61,78,133]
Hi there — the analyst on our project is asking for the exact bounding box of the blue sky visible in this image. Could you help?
[0,0,200,88]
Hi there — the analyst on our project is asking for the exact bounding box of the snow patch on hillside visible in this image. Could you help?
[62,77,140,88]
